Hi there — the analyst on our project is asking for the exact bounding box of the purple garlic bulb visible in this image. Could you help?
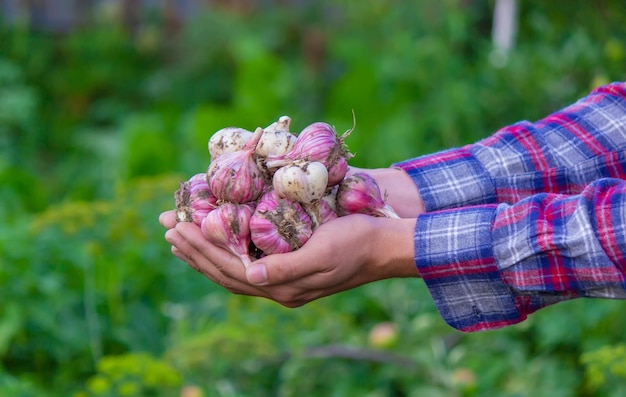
[249,190,313,255]
[336,172,399,218]
[200,202,255,268]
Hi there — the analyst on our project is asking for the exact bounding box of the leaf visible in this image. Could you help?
[0,303,23,356]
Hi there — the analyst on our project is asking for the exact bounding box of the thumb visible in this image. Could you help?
[245,250,313,286]
[159,210,178,229]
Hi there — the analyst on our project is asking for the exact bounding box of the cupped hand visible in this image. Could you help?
[159,209,419,307]
[159,166,424,306]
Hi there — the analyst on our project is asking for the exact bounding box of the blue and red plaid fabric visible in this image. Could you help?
[394,82,626,331]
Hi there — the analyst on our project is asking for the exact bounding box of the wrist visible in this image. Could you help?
[369,216,420,279]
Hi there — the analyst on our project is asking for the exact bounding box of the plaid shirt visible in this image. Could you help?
[394,82,626,332]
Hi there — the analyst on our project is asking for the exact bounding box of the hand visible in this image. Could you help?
[160,209,420,307]
[159,166,424,306]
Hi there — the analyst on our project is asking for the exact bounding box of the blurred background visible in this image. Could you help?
[1,0,625,396]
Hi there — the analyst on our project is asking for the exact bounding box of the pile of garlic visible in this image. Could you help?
[174,115,398,268]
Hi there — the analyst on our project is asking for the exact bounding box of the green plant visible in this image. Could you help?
[0,1,625,395]
[582,344,626,396]
[75,352,181,397]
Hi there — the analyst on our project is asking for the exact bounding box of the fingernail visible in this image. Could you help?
[247,263,268,285]
[164,229,176,244]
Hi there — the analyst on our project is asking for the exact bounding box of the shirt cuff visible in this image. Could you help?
[393,146,497,211]
[414,205,527,332]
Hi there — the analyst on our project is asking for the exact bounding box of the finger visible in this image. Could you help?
[245,246,327,286]
[165,227,256,294]
[165,228,198,267]
[171,245,189,263]
[175,222,252,284]
[171,246,203,273]
[159,210,178,229]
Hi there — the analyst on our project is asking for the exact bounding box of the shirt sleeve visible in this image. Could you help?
[396,82,626,331]
[415,178,626,332]
[393,82,626,211]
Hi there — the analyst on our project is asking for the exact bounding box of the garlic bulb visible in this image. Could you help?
[272,160,328,204]
[319,186,339,224]
[319,199,338,224]
[250,190,313,254]
[326,155,349,186]
[256,129,297,158]
[207,127,266,203]
[175,173,218,224]
[208,127,254,160]
[265,122,353,186]
[171,115,403,260]
[200,202,255,268]
[300,186,339,229]
[264,115,291,133]
[255,116,297,167]
[336,172,400,218]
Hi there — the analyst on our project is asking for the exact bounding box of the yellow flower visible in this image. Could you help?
[118,381,141,396]
[87,375,110,395]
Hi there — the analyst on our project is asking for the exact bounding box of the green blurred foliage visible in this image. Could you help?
[0,0,625,396]
[581,343,626,396]
[76,352,182,397]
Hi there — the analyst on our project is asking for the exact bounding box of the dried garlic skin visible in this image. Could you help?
[175,181,193,223]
